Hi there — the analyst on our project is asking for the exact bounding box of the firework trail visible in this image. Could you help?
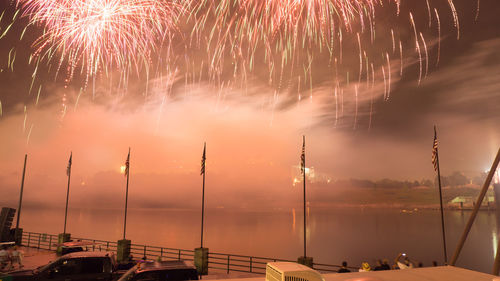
[184,0,462,110]
[198,0,385,81]
[434,8,441,66]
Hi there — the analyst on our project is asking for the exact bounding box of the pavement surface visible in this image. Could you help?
[1,247,56,273]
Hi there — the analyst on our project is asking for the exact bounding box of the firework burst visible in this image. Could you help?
[190,0,460,90]
[19,0,183,84]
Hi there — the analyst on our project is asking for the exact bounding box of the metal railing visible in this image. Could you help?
[208,252,294,274]
[23,232,58,251]
[20,231,345,274]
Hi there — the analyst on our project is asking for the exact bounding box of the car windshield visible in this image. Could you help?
[35,257,61,273]
[117,265,138,281]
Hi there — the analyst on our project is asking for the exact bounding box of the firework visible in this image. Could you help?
[199,0,385,78]
[14,0,463,91]
[189,0,460,92]
[1,0,468,131]
[19,0,182,85]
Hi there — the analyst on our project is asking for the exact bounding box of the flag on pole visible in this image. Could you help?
[67,152,72,176]
[125,149,130,177]
[300,136,305,175]
[201,143,206,175]
[432,127,439,171]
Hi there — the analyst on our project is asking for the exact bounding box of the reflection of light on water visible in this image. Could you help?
[493,231,498,259]
[292,208,296,231]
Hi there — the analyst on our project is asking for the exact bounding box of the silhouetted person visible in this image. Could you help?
[10,246,23,269]
[374,259,391,271]
[338,261,351,273]
[394,253,414,269]
[381,259,391,270]
[432,261,438,267]
[0,246,9,272]
[418,262,423,268]
[374,260,384,271]
[359,262,371,272]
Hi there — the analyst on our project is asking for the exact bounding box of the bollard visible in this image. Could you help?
[194,247,209,275]
[117,239,131,263]
[298,256,314,268]
[56,233,71,256]
[13,228,23,246]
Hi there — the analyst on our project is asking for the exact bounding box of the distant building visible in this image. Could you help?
[448,196,495,209]
[291,165,332,186]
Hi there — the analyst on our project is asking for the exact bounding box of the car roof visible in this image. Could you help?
[63,251,112,258]
[137,260,196,273]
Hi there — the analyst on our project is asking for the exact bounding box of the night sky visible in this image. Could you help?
[0,0,499,208]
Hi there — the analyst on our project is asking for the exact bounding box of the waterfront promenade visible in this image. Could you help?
[16,231,348,275]
[7,249,498,281]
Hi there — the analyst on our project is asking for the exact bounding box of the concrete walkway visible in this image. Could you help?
[1,247,56,273]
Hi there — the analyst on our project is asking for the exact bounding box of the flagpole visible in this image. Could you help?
[434,126,448,264]
[302,136,307,259]
[15,154,27,230]
[63,152,72,235]
[123,148,130,240]
[201,142,206,248]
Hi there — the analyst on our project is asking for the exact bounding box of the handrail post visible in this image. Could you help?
[250,257,253,273]
[227,255,230,273]
[106,242,109,251]
[27,232,31,247]
[178,249,181,260]
[37,233,41,249]
[144,245,147,259]
[93,240,96,251]
[49,235,52,250]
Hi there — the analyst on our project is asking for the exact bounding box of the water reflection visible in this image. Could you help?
[492,231,497,259]
[18,207,498,273]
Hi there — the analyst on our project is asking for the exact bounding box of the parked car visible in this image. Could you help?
[0,251,125,281]
[117,260,199,281]
[58,241,95,256]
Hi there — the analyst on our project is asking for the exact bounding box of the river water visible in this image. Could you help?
[18,206,498,274]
